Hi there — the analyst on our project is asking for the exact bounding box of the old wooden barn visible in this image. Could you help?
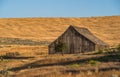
[49,25,109,54]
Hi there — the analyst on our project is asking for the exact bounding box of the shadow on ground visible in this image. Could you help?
[0,56,34,59]
[0,54,120,73]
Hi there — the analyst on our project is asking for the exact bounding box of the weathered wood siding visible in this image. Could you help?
[49,27,95,54]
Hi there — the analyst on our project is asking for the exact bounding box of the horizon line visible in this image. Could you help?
[0,15,120,19]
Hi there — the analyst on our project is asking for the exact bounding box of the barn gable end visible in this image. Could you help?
[49,25,109,54]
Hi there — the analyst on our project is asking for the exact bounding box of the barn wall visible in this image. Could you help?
[49,26,95,54]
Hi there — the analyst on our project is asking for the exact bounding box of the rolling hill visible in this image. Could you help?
[0,16,120,46]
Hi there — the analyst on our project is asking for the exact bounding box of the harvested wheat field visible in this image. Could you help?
[0,16,120,46]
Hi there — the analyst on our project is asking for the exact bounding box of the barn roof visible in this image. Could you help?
[70,25,109,46]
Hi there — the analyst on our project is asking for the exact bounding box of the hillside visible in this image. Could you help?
[0,16,120,46]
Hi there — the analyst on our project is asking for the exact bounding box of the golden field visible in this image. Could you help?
[0,16,120,77]
[0,16,120,46]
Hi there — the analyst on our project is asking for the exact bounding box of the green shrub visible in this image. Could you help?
[95,49,103,54]
[67,63,80,68]
[105,49,111,54]
[98,49,103,53]
[104,44,120,55]
[0,57,4,61]
[55,40,67,55]
[116,44,120,52]
[88,60,99,66]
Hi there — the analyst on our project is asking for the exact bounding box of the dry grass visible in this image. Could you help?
[0,16,120,46]
[0,53,120,77]
[0,45,48,71]
[0,45,48,56]
[42,70,120,77]
[6,66,120,77]
[0,16,120,77]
